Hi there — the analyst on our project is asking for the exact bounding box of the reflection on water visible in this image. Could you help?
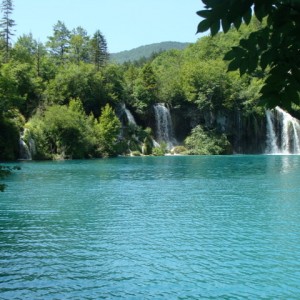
[1,155,300,299]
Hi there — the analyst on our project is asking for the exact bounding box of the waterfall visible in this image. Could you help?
[124,108,137,125]
[266,109,280,154]
[19,139,32,160]
[266,106,300,154]
[119,103,137,126]
[153,103,177,149]
[19,129,36,160]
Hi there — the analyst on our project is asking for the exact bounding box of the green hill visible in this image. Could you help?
[110,41,190,64]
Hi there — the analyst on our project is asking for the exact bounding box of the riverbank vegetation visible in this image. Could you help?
[0,19,262,160]
[1,0,299,164]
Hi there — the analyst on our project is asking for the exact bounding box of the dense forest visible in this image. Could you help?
[0,0,299,165]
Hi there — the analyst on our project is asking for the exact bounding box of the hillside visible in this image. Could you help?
[110,41,190,64]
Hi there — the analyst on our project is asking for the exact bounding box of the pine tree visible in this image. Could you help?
[90,30,108,71]
[0,0,15,61]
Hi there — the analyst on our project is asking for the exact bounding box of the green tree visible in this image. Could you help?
[44,63,106,116]
[69,26,90,64]
[47,20,70,63]
[0,0,15,62]
[185,125,231,155]
[26,101,96,159]
[12,34,48,78]
[12,34,36,64]
[0,62,26,114]
[96,104,121,157]
[197,0,300,110]
[0,113,21,160]
[132,63,158,113]
[102,64,125,104]
[90,30,108,70]
[151,50,185,105]
[181,58,233,111]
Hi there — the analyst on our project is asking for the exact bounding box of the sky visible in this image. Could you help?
[13,0,205,53]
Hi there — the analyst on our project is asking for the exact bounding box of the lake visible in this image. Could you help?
[1,155,300,299]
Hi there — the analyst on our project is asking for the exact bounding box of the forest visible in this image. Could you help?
[0,0,299,164]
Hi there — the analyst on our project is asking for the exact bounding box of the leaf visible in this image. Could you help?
[260,51,271,70]
[243,7,252,25]
[203,0,222,8]
[260,81,277,94]
[210,21,220,36]
[224,49,236,61]
[284,84,299,105]
[255,29,269,50]
[231,46,247,57]
[247,54,259,73]
[259,94,280,109]
[254,2,268,22]
[293,67,300,84]
[196,10,211,18]
[197,19,211,33]
[239,38,249,49]
[221,18,231,33]
[227,58,241,72]
[233,17,242,30]
[239,60,248,76]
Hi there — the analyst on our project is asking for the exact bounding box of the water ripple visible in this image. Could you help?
[1,156,300,299]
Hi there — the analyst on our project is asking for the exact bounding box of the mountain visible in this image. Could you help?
[110,41,190,64]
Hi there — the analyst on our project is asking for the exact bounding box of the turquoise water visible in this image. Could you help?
[1,155,300,299]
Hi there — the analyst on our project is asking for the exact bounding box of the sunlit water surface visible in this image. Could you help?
[1,155,300,299]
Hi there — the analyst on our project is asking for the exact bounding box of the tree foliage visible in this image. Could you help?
[47,21,71,63]
[0,0,15,61]
[26,100,96,159]
[0,5,292,167]
[90,30,109,70]
[197,0,300,110]
[185,125,231,155]
[96,104,121,157]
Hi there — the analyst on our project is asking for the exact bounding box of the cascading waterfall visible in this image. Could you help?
[153,103,177,149]
[120,103,137,126]
[19,129,36,160]
[266,106,300,154]
[19,139,32,160]
[124,108,137,125]
[266,109,280,154]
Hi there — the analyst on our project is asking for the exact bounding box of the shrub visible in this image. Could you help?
[185,125,231,155]
[171,145,188,155]
[152,146,165,156]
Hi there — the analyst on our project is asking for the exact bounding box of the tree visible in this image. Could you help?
[0,62,26,114]
[90,30,108,70]
[47,21,70,63]
[132,63,159,113]
[96,104,121,157]
[185,125,230,155]
[197,0,300,111]
[0,0,16,62]
[44,63,106,116]
[151,50,185,105]
[27,101,96,159]
[69,26,90,64]
[12,34,48,79]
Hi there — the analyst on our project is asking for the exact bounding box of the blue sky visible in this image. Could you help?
[13,0,205,53]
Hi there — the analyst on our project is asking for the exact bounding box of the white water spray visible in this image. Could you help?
[266,106,300,154]
[153,103,177,149]
[124,108,137,125]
